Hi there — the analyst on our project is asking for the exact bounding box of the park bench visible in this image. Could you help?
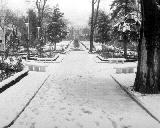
[25,63,48,72]
[108,58,126,64]
[114,66,136,74]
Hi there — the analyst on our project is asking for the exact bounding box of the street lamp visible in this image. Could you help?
[25,22,29,39]
[37,26,40,39]
[25,22,30,59]
[36,26,41,57]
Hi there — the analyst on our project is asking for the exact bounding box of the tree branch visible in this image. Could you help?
[36,0,48,26]
[156,1,160,11]
[94,0,101,28]
[94,0,98,4]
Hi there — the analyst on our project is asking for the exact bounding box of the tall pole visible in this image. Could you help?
[25,0,34,59]
[25,21,30,59]
[37,27,40,39]
[90,0,94,53]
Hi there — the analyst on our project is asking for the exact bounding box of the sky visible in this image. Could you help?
[6,0,113,27]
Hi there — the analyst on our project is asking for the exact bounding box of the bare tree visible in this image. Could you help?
[36,0,48,26]
[36,0,48,57]
[90,0,101,53]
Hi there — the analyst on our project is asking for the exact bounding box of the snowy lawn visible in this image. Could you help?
[112,73,160,121]
[56,41,71,51]
[0,71,49,127]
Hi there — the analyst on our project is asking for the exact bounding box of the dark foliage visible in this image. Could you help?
[0,57,24,81]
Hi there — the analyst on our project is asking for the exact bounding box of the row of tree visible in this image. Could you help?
[92,0,160,94]
[88,0,140,56]
[0,1,68,58]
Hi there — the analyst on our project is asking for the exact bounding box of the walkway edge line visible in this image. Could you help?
[4,74,51,128]
[111,75,160,124]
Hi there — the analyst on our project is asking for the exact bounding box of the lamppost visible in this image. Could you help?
[37,26,40,39]
[25,0,34,59]
[36,26,41,56]
[25,22,30,59]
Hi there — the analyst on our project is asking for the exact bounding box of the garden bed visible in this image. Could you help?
[0,68,29,93]
[97,52,137,62]
[36,53,59,63]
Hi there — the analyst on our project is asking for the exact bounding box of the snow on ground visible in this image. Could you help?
[0,71,49,127]
[43,40,71,51]
[0,68,28,89]
[112,73,160,122]
[81,41,90,49]
[69,40,86,51]
[56,41,71,50]
[9,42,160,128]
[81,41,101,50]
[0,41,70,127]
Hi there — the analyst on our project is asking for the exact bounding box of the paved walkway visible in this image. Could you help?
[11,43,160,128]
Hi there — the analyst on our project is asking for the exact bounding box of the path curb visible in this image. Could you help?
[5,74,51,128]
[97,55,108,61]
[80,42,89,50]
[0,69,29,93]
[111,75,160,124]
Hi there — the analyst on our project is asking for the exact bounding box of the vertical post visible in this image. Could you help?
[25,22,29,59]
[37,26,40,39]
[90,0,94,53]
[37,26,41,56]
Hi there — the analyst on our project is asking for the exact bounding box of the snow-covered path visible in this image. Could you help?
[11,44,160,128]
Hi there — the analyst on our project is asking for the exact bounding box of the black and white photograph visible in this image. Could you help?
[0,0,160,127]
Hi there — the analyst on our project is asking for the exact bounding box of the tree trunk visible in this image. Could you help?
[54,43,56,51]
[27,39,30,59]
[134,33,148,93]
[94,0,101,28]
[134,0,160,94]
[123,39,128,58]
[90,0,94,53]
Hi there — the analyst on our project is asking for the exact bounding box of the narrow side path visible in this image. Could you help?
[0,72,49,128]
[11,43,160,128]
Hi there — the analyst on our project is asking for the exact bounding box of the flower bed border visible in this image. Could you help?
[97,55,108,61]
[36,54,59,62]
[0,68,29,93]
[80,41,90,50]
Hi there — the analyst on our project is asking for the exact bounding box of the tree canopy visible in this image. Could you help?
[94,11,111,44]
[47,6,67,49]
[110,0,137,20]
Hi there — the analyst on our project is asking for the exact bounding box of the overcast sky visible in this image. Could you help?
[7,0,113,26]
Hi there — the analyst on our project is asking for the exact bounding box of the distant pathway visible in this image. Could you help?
[11,42,160,128]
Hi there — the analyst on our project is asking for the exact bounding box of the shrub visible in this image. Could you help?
[1,57,24,73]
[73,39,80,48]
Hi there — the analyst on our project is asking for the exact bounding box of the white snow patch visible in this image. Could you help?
[112,73,160,121]
[0,72,49,127]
